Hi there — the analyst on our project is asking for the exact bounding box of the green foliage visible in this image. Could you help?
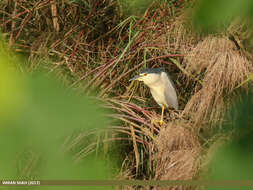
[206,91,253,190]
[0,37,114,189]
[193,0,253,32]
[119,0,153,16]
[0,36,25,125]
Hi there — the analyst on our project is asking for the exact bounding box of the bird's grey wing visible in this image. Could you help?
[161,72,179,110]
[166,72,176,89]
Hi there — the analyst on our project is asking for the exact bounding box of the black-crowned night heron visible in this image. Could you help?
[130,68,178,125]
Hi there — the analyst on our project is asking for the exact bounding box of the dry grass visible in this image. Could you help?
[228,19,253,54]
[116,121,201,190]
[155,122,200,152]
[154,122,201,181]
[167,12,200,53]
[154,148,200,190]
[183,36,253,128]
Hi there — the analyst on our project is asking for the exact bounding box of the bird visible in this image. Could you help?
[129,68,178,125]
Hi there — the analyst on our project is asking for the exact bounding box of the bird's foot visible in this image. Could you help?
[151,119,164,126]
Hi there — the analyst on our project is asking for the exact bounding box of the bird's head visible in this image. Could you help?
[129,68,163,85]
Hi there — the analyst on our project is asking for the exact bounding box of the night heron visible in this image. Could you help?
[129,68,178,125]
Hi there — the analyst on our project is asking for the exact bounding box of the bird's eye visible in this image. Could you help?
[143,73,147,76]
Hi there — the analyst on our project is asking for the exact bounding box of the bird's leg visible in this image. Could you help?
[160,105,165,125]
[150,105,165,126]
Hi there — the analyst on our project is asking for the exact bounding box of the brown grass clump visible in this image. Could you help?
[167,13,200,53]
[183,36,253,127]
[155,122,200,152]
[149,7,200,55]
[153,122,201,190]
[228,19,253,54]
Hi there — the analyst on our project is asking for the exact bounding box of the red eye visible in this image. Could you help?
[143,73,147,76]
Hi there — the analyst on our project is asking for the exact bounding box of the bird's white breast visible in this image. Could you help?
[149,83,167,107]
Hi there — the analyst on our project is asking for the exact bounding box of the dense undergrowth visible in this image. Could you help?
[1,0,253,189]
